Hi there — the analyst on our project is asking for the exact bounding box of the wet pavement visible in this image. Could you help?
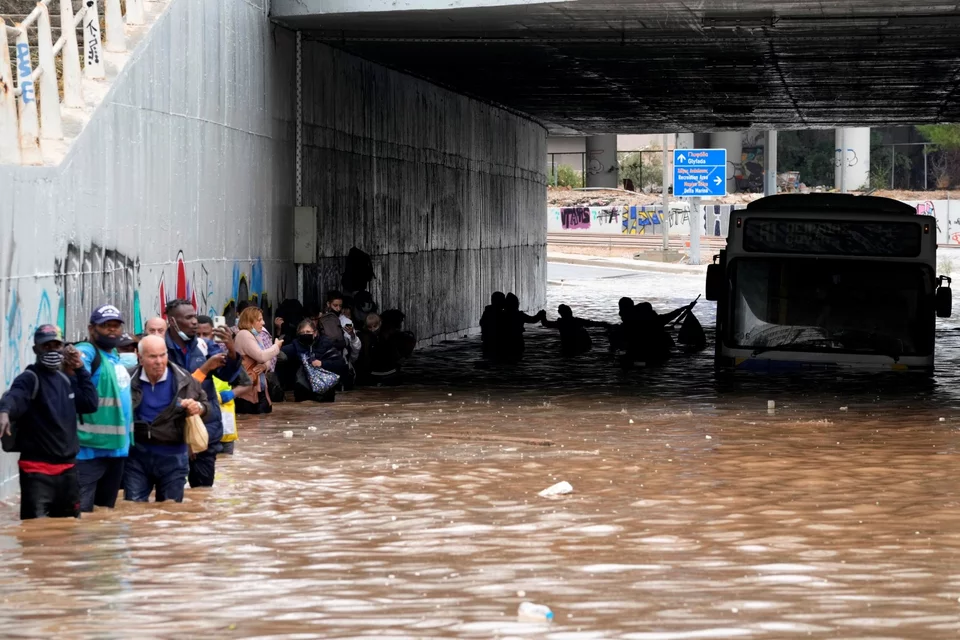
[3,264,960,638]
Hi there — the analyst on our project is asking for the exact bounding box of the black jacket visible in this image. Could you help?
[130,364,211,446]
[0,364,98,464]
[319,312,347,351]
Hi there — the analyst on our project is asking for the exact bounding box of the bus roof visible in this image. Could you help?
[745,194,917,216]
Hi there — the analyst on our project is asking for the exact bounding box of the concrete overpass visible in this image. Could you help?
[272,0,960,135]
[1,0,959,495]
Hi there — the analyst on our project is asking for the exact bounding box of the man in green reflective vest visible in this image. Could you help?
[75,304,133,513]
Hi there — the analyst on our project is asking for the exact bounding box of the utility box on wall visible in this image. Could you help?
[294,206,317,264]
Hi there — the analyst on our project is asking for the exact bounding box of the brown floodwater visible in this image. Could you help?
[3,267,960,639]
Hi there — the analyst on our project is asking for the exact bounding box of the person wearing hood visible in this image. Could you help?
[74,305,135,514]
[281,319,349,401]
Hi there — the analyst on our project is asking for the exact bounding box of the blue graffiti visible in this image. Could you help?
[26,290,54,342]
[231,263,240,302]
[250,258,264,297]
[15,43,34,105]
[4,290,23,382]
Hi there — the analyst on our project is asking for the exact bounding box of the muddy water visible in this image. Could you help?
[3,266,960,638]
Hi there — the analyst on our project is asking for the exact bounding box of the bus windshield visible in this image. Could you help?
[728,258,935,357]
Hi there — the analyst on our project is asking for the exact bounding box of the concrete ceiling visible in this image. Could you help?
[272,1,960,135]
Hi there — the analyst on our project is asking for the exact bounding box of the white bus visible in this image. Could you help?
[705,194,952,371]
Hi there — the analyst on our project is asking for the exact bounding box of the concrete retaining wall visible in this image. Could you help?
[0,0,296,498]
[299,43,547,344]
[550,199,960,245]
[549,204,744,238]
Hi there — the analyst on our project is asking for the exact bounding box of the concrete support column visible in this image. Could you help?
[676,133,695,150]
[711,131,742,193]
[764,130,778,196]
[585,134,618,188]
[835,127,870,191]
[693,133,711,149]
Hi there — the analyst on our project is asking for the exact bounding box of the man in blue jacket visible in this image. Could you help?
[0,325,98,520]
[163,299,240,488]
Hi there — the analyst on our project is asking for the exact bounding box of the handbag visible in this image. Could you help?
[300,354,340,395]
[184,414,209,455]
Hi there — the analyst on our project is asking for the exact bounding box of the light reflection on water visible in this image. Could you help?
[1,268,960,638]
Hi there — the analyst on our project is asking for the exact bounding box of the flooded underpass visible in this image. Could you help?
[4,263,960,639]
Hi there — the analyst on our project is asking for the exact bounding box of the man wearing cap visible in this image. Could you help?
[0,326,98,519]
[74,304,135,513]
[117,333,139,370]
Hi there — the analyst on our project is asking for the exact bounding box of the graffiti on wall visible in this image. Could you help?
[221,258,275,327]
[549,204,748,237]
[158,251,199,318]
[560,208,591,230]
[54,243,141,341]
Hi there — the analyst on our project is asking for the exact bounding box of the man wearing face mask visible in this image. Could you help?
[164,299,240,489]
[0,325,98,519]
[74,305,135,513]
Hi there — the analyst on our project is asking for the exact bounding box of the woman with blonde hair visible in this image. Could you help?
[234,307,283,414]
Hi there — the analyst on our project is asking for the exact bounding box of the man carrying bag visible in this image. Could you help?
[123,335,211,504]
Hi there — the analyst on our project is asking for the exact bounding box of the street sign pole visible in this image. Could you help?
[662,134,670,251]
[689,196,701,265]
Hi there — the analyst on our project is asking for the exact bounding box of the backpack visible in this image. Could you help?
[0,368,69,452]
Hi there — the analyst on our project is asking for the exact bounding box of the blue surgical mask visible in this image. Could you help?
[170,318,190,342]
[119,353,138,369]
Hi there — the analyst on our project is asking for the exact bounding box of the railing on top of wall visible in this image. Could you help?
[0,0,144,165]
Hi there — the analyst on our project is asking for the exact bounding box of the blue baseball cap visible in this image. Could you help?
[34,324,63,345]
[90,304,124,325]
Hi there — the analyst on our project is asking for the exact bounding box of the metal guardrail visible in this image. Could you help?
[0,0,144,165]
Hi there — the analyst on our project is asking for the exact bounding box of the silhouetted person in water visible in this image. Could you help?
[615,298,698,364]
[480,292,506,358]
[541,304,612,356]
[494,293,545,362]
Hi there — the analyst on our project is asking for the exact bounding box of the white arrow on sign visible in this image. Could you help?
[677,154,686,163]
[714,176,723,186]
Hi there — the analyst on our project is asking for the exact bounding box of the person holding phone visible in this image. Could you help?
[0,325,98,519]
[163,299,240,489]
[233,307,284,414]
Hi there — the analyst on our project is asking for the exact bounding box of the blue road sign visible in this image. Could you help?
[673,148,727,197]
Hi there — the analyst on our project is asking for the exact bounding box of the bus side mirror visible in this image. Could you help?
[705,255,723,302]
[937,276,952,318]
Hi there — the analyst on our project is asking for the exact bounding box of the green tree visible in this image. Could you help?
[549,164,582,188]
[916,125,960,150]
[618,151,662,190]
[916,125,960,189]
[777,130,836,187]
